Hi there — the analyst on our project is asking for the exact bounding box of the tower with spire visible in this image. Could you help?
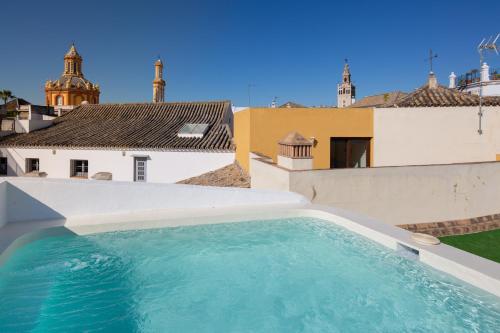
[153,58,166,103]
[337,60,356,107]
[45,44,100,114]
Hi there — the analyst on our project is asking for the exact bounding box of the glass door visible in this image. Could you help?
[330,138,370,168]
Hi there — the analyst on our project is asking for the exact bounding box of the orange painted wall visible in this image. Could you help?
[46,89,99,106]
[234,107,374,171]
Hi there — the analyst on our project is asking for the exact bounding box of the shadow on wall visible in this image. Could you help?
[6,182,65,223]
[3,149,25,176]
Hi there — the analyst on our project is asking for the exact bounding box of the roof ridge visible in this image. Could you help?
[360,90,406,98]
[79,100,231,107]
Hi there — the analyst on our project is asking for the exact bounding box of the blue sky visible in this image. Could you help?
[1,0,499,106]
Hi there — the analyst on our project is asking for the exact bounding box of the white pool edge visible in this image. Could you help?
[1,203,499,298]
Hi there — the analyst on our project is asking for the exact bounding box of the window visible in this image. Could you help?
[330,138,371,168]
[56,95,63,106]
[134,157,147,182]
[71,160,88,178]
[26,158,39,173]
[0,157,7,175]
[177,123,210,138]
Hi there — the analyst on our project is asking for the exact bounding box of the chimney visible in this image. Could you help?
[277,132,313,170]
[481,62,490,82]
[449,72,456,89]
[428,72,438,89]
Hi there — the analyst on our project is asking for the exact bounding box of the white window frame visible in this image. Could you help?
[26,158,40,173]
[71,159,89,178]
[134,157,147,182]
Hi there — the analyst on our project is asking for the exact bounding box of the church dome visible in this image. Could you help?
[52,75,98,90]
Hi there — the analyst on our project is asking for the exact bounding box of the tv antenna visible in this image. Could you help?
[425,49,438,72]
[476,33,499,135]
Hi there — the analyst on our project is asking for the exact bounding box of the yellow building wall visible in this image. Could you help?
[234,107,373,171]
[46,90,99,106]
[234,109,251,170]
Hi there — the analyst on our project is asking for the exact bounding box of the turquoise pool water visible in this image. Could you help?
[0,217,499,332]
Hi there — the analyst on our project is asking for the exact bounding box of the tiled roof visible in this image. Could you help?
[279,101,307,108]
[385,85,500,108]
[52,75,95,88]
[177,162,250,188]
[0,101,234,151]
[351,91,407,108]
[1,98,31,112]
[279,132,312,146]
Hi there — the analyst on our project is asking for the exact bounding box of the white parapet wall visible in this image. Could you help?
[0,177,309,253]
[373,106,500,167]
[14,119,53,133]
[0,177,308,224]
[277,155,313,170]
[0,148,235,183]
[251,157,500,225]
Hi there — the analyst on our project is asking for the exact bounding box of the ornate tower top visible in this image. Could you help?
[153,58,166,103]
[63,44,83,77]
[342,59,351,84]
[65,44,81,58]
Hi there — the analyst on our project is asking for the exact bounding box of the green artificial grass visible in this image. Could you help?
[439,229,500,263]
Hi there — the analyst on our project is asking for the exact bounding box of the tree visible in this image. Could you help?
[0,90,15,105]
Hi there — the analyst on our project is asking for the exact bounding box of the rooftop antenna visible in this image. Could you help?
[425,49,438,73]
[476,33,499,135]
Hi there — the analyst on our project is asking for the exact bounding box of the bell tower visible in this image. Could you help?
[337,59,356,108]
[153,58,166,103]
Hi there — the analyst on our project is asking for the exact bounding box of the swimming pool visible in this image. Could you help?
[1,217,499,332]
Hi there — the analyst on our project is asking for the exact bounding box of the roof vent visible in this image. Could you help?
[178,123,210,138]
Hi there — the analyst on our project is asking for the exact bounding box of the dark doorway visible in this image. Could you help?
[0,157,7,175]
[330,138,370,168]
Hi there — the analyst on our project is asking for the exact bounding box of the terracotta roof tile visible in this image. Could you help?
[351,91,407,108]
[385,85,500,108]
[279,101,307,108]
[0,101,234,151]
[279,132,312,145]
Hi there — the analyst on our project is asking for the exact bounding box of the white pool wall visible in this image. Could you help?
[0,181,6,228]
[1,177,308,223]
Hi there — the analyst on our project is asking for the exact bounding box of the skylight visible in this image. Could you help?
[177,123,210,138]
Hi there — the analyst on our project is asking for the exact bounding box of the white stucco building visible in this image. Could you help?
[0,101,235,183]
[450,63,500,97]
[374,73,500,167]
